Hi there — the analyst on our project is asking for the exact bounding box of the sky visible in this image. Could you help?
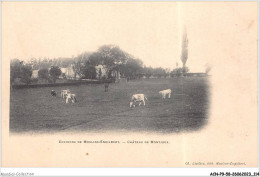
[2,2,258,72]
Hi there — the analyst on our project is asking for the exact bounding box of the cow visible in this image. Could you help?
[159,89,171,99]
[51,90,56,97]
[64,93,77,103]
[61,89,70,98]
[130,94,148,108]
[104,83,109,92]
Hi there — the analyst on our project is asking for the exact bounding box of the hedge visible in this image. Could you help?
[11,79,113,89]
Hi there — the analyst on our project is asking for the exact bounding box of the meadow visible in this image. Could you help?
[10,77,210,134]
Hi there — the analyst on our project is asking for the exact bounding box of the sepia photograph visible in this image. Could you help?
[7,2,211,134]
[9,33,210,134]
[1,1,258,171]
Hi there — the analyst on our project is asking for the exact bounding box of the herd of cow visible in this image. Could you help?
[50,86,172,107]
[51,89,77,103]
[129,89,171,108]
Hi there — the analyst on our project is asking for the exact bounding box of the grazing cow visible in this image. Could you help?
[64,93,77,103]
[159,89,172,99]
[51,90,56,97]
[130,94,148,108]
[61,89,70,98]
[104,83,109,92]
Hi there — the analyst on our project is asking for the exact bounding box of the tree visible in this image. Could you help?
[84,45,144,80]
[170,66,189,77]
[142,66,153,78]
[77,52,92,63]
[98,45,128,65]
[72,59,83,80]
[164,68,171,78]
[10,59,33,85]
[171,68,182,77]
[88,52,103,66]
[182,66,189,74]
[81,63,96,79]
[20,64,32,85]
[153,67,166,78]
[119,58,143,79]
[72,52,92,80]
[181,27,188,70]
[10,59,23,84]
[205,63,212,75]
[39,58,52,69]
[95,45,131,78]
[49,66,61,83]
[61,73,66,79]
[98,68,102,79]
[29,58,39,70]
[38,68,49,83]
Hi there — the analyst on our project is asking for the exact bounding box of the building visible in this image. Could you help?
[111,70,121,79]
[60,64,80,79]
[94,65,121,80]
[31,64,81,80]
[95,65,108,79]
[183,73,207,77]
[31,70,39,78]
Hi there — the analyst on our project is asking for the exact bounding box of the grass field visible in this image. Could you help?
[10,77,210,134]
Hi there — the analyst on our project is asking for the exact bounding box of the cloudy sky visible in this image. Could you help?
[2,2,257,72]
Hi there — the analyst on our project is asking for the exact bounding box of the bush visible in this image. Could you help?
[10,59,33,85]
[31,78,38,84]
[38,68,49,83]
[82,65,96,79]
[20,64,33,85]
[170,68,182,77]
[49,66,61,83]
[10,59,23,84]
[182,66,189,74]
[61,73,66,79]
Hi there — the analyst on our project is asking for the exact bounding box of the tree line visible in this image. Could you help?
[10,44,191,85]
[10,59,63,85]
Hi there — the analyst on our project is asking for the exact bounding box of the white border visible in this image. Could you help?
[0,168,259,176]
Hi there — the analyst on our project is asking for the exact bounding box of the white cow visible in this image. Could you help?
[64,93,77,103]
[130,94,148,108]
[61,89,70,98]
[159,89,171,99]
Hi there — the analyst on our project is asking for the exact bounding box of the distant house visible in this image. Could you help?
[183,73,207,77]
[31,70,39,78]
[95,65,108,79]
[111,70,121,79]
[95,65,121,80]
[32,64,122,80]
[59,67,67,79]
[60,64,80,79]
[60,68,67,74]
[31,64,81,80]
